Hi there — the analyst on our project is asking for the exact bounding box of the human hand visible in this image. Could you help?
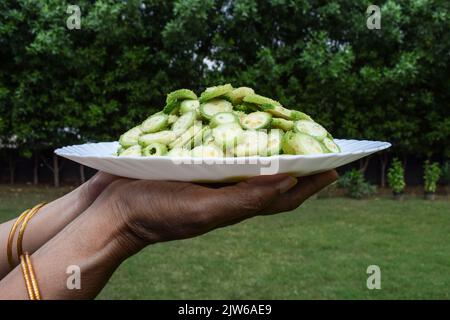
[97,171,338,254]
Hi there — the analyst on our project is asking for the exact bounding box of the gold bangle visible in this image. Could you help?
[25,253,41,300]
[20,254,36,300]
[16,203,46,259]
[7,209,30,270]
[8,202,46,300]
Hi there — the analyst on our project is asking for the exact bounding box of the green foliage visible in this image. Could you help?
[387,158,406,193]
[338,169,377,199]
[441,161,450,186]
[423,160,441,193]
[0,0,449,165]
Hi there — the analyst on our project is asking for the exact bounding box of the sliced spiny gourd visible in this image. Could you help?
[191,144,224,158]
[166,147,191,157]
[141,113,168,133]
[172,111,196,136]
[166,89,197,105]
[234,130,268,157]
[119,145,142,157]
[119,126,143,148]
[116,85,340,157]
[271,118,294,131]
[143,143,167,156]
[180,99,200,114]
[241,111,272,130]
[138,130,177,146]
[168,122,203,149]
[212,122,243,150]
[200,99,233,120]
[322,136,341,153]
[294,120,327,141]
[199,84,233,103]
[282,131,325,155]
[243,93,281,107]
[267,129,284,156]
[210,112,238,128]
[225,87,255,105]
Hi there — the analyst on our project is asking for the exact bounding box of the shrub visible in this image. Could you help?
[387,158,406,194]
[338,169,377,199]
[423,161,441,193]
[441,161,450,186]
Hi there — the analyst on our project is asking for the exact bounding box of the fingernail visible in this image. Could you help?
[277,176,297,194]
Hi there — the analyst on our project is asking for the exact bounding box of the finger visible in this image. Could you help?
[200,174,298,227]
[80,171,120,207]
[262,170,339,215]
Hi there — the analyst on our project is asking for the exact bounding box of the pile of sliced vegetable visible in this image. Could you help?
[116,84,340,157]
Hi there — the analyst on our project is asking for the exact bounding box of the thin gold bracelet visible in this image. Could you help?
[17,203,46,258]
[20,254,35,300]
[7,209,30,269]
[25,253,41,300]
[8,202,46,300]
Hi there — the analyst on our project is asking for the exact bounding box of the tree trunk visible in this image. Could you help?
[53,153,60,188]
[79,164,85,184]
[33,153,39,185]
[359,156,371,174]
[379,152,388,188]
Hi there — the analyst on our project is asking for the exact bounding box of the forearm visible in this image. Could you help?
[0,172,117,278]
[0,200,133,300]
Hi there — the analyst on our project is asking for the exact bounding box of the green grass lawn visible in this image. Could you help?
[1,185,449,299]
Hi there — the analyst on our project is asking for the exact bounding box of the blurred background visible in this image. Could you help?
[0,0,449,299]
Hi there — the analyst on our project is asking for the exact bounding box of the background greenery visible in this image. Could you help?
[1,0,449,168]
[1,185,449,299]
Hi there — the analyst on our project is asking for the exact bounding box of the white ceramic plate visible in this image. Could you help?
[55,139,391,182]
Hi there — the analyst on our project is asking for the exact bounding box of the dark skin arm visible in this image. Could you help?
[0,171,338,299]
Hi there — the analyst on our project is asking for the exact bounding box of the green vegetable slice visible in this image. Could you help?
[243,94,281,107]
[260,104,297,120]
[225,87,255,105]
[168,114,179,125]
[234,102,259,114]
[180,99,200,114]
[282,132,325,155]
[141,113,168,133]
[241,111,272,130]
[116,146,125,156]
[199,84,233,103]
[271,118,294,131]
[191,144,224,158]
[166,89,197,105]
[169,122,203,149]
[322,137,341,153]
[138,130,177,146]
[119,145,142,157]
[267,129,284,155]
[294,120,327,141]
[212,123,243,150]
[143,143,168,156]
[200,99,233,120]
[210,112,238,128]
[291,110,313,121]
[166,148,191,157]
[162,99,180,115]
[172,111,196,136]
[234,130,268,157]
[119,126,143,148]
[186,126,211,149]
